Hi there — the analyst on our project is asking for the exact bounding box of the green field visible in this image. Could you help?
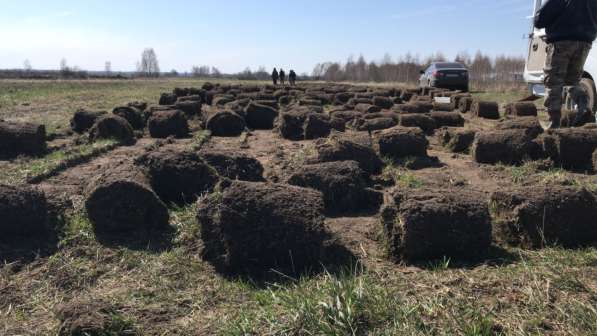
[1,79,596,335]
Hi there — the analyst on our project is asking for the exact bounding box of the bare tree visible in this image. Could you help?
[237,67,256,80]
[470,50,493,84]
[255,66,269,80]
[311,51,524,88]
[60,58,72,78]
[137,48,160,77]
[23,59,32,72]
[60,58,68,71]
[454,51,472,66]
[192,65,211,77]
[211,67,222,78]
[105,61,112,76]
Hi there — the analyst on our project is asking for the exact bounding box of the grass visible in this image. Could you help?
[2,185,596,335]
[470,85,531,105]
[0,78,268,134]
[0,139,117,185]
[1,79,597,335]
[216,248,596,336]
[496,161,597,192]
[192,129,212,151]
[382,159,424,188]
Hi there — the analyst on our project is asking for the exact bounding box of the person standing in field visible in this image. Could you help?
[272,68,279,86]
[289,70,297,86]
[279,69,286,86]
[535,0,597,129]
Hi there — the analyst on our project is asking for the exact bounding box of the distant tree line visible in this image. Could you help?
[0,48,524,86]
[190,65,223,78]
[312,51,526,87]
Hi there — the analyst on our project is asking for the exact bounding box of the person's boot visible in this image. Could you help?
[545,112,561,130]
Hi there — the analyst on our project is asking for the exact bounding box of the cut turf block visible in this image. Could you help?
[147,110,189,139]
[197,180,328,275]
[89,115,135,145]
[458,97,473,113]
[490,186,597,248]
[430,112,465,127]
[85,164,169,235]
[372,96,394,109]
[495,117,543,139]
[0,184,48,236]
[199,149,264,181]
[112,106,145,130]
[376,126,429,159]
[437,127,476,153]
[0,121,47,158]
[244,102,278,130]
[472,129,543,165]
[399,114,437,135]
[355,117,398,131]
[504,102,538,117]
[288,160,382,214]
[381,189,492,261]
[204,109,246,137]
[314,135,383,174]
[70,109,107,134]
[541,128,597,170]
[472,101,500,120]
[136,150,219,205]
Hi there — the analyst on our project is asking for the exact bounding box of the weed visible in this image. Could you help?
[382,161,423,188]
[427,256,451,272]
[192,130,212,150]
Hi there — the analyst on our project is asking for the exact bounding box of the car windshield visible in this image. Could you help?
[435,63,466,69]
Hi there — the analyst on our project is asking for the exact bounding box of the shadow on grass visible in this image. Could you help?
[94,226,175,253]
[0,233,59,266]
[0,210,63,265]
[394,155,444,170]
[413,245,521,271]
[211,241,359,289]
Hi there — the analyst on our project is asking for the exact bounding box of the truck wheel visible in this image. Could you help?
[580,78,596,111]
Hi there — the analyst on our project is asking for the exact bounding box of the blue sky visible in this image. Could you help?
[0,0,534,74]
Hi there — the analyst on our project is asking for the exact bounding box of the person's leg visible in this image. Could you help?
[544,41,573,128]
[565,42,592,125]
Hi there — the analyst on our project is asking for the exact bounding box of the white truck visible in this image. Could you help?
[524,0,597,112]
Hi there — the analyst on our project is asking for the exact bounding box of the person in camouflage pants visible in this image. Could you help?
[535,0,597,129]
[544,41,592,126]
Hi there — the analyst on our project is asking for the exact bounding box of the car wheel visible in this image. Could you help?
[566,78,596,113]
[580,78,596,111]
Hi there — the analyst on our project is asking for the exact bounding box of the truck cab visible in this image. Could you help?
[524,0,597,111]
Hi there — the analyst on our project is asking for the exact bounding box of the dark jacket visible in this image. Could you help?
[535,0,597,43]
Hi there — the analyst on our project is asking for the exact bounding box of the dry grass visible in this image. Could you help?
[1,79,596,335]
[0,78,268,134]
[0,139,117,185]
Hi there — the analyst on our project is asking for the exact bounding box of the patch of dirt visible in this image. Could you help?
[203,130,314,183]
[36,138,159,207]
